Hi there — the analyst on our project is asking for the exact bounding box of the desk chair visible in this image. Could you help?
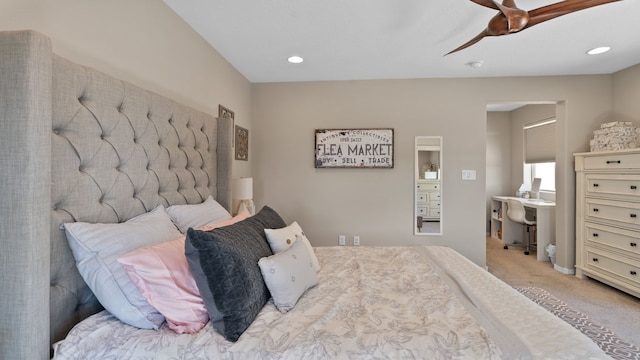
[505,199,537,255]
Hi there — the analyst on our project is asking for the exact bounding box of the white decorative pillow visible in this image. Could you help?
[264,221,321,271]
[64,205,183,329]
[258,239,318,312]
[166,195,232,233]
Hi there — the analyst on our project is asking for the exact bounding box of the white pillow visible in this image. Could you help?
[166,195,232,233]
[264,221,321,271]
[64,205,183,329]
[258,239,318,312]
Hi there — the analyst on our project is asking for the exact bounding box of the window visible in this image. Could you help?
[523,118,556,192]
[526,162,555,192]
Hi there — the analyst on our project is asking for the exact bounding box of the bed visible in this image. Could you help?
[0,30,611,360]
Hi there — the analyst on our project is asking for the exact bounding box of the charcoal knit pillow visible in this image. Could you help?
[185,206,286,342]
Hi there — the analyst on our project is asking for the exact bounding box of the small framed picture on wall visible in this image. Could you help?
[235,125,248,161]
[218,105,235,120]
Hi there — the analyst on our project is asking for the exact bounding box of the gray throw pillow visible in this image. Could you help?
[185,206,286,342]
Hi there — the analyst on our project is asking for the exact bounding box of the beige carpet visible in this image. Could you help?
[486,236,640,348]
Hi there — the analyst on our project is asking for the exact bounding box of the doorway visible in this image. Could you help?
[485,102,558,258]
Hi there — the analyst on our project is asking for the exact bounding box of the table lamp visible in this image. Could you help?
[234,177,255,215]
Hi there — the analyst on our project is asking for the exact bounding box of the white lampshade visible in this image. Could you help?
[234,178,253,200]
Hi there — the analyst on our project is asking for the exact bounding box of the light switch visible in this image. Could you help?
[462,169,476,180]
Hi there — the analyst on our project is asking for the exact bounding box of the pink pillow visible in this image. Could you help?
[198,211,250,231]
[117,211,251,333]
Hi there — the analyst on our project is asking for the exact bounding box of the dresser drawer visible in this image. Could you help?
[585,198,640,228]
[585,222,640,257]
[417,206,427,216]
[585,174,640,199]
[417,182,439,191]
[429,200,440,209]
[428,208,441,217]
[417,193,428,204]
[585,248,640,286]
[583,152,640,170]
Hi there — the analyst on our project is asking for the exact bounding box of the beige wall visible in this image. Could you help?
[613,64,640,123]
[253,76,613,267]
[486,112,511,232]
[0,0,253,178]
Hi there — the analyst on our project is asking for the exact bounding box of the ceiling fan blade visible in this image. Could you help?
[526,0,621,28]
[494,1,529,32]
[469,0,500,10]
[501,0,518,8]
[445,29,489,56]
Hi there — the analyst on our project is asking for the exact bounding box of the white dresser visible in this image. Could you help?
[575,149,640,298]
[416,180,441,220]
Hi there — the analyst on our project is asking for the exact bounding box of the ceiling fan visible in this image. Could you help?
[446,0,622,55]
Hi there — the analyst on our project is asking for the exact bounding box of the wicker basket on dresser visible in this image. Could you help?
[575,149,640,298]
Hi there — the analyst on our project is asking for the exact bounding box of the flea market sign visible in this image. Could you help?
[314,128,394,168]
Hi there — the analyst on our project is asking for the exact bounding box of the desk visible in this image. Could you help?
[491,196,556,261]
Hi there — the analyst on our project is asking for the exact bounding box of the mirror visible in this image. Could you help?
[415,136,442,235]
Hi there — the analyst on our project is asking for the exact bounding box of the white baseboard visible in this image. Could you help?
[553,263,576,275]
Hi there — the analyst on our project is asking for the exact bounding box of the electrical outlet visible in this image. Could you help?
[339,235,346,246]
[353,235,360,246]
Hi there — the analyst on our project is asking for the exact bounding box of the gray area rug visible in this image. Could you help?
[516,286,640,360]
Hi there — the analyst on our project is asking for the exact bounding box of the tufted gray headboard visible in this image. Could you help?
[0,30,233,359]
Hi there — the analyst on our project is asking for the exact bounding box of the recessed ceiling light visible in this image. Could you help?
[287,55,304,64]
[587,46,611,55]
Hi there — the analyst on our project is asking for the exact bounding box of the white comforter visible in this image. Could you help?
[54,246,610,359]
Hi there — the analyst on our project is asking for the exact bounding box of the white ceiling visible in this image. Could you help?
[164,0,640,84]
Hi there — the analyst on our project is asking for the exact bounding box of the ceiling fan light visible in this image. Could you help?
[287,55,304,64]
[587,46,611,55]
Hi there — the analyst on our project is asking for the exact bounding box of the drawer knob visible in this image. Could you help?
[632,185,638,190]
[631,214,638,218]
[593,233,599,237]
[593,258,599,262]
[593,183,600,187]
[593,208,599,212]
[631,243,638,247]
[606,160,621,164]
[631,271,638,276]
